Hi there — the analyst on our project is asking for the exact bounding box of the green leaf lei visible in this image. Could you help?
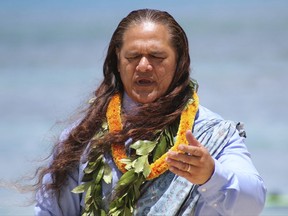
[72,122,178,216]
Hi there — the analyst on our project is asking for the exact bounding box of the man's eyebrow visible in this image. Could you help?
[124,50,167,56]
[149,51,166,56]
[124,51,140,56]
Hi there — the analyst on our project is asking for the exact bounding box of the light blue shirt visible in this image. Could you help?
[35,105,266,216]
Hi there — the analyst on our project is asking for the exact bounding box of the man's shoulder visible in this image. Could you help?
[195,105,239,134]
[196,105,224,123]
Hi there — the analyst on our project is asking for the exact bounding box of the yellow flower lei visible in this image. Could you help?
[107,91,199,180]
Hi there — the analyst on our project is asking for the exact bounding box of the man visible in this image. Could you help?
[35,9,266,215]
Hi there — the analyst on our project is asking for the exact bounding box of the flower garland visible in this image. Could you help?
[107,91,199,180]
[73,89,200,215]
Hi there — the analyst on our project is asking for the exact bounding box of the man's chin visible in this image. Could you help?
[131,92,157,104]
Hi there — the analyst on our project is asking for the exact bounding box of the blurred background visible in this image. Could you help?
[0,0,287,215]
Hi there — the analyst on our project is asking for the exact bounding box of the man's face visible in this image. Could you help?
[117,22,177,104]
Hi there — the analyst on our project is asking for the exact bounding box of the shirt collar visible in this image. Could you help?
[122,92,138,113]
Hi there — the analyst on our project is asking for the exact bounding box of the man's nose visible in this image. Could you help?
[136,56,153,72]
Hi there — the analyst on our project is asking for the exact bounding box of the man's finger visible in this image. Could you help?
[186,130,201,147]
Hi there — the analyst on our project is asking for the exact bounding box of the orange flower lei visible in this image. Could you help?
[107,92,199,180]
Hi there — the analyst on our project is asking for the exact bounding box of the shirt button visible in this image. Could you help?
[213,203,218,207]
[201,188,207,192]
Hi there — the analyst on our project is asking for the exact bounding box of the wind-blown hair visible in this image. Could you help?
[35,9,195,196]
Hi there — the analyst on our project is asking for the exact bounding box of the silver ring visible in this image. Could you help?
[186,164,191,173]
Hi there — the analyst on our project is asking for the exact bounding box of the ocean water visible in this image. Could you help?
[0,0,288,215]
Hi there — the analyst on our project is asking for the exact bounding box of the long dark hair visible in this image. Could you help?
[35,8,194,196]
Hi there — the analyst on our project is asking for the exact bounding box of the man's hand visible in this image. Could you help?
[166,130,215,185]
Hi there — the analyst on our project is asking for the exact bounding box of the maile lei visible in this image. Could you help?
[72,90,199,216]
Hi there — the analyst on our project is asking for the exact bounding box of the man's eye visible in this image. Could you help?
[126,56,139,61]
[151,55,165,61]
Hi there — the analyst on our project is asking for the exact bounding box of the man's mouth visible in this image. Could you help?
[136,78,154,86]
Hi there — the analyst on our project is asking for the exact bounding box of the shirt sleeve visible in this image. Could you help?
[34,169,82,216]
[196,129,267,216]
[34,124,83,216]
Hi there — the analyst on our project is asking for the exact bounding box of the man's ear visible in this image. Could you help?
[116,48,120,72]
[116,48,120,57]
